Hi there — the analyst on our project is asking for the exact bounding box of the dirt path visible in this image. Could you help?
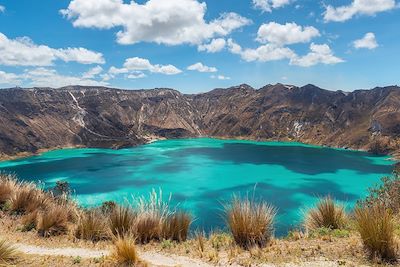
[15,243,213,267]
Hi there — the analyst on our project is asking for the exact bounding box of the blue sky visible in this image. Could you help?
[0,0,399,93]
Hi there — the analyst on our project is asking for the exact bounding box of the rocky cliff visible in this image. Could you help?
[0,84,399,159]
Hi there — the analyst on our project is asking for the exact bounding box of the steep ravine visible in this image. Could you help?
[0,83,399,159]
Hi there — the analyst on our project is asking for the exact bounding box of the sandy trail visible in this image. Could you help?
[15,243,213,267]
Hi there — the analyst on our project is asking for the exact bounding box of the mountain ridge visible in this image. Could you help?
[0,83,399,159]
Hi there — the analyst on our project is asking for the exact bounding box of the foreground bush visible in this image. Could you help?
[37,204,69,237]
[162,211,191,242]
[304,196,347,231]
[112,237,146,266]
[75,210,109,242]
[224,195,276,249]
[355,205,397,262]
[0,239,18,265]
[109,205,136,237]
[360,172,400,214]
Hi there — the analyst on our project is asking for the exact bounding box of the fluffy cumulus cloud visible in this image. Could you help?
[82,65,103,79]
[0,32,104,66]
[123,57,182,75]
[324,0,397,22]
[252,0,291,12]
[228,39,343,67]
[61,0,251,45]
[187,62,217,73]
[290,43,344,67]
[198,38,226,53]
[227,39,295,62]
[256,22,320,46]
[19,67,107,88]
[211,74,231,80]
[0,71,22,86]
[353,32,379,49]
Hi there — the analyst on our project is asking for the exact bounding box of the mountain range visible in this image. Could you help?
[0,83,399,159]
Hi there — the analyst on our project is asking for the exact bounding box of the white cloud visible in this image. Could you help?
[123,57,182,75]
[256,22,320,46]
[211,74,231,80]
[198,38,226,53]
[324,0,397,22]
[187,62,217,73]
[353,32,378,49]
[227,39,295,62]
[23,67,108,87]
[127,72,146,79]
[0,32,104,66]
[227,39,344,67]
[82,65,103,79]
[290,43,344,67]
[252,0,291,12]
[0,71,22,86]
[0,5,5,13]
[108,66,129,75]
[61,0,251,46]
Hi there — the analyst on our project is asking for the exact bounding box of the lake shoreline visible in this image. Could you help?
[0,135,398,162]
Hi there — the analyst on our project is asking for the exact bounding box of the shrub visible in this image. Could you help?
[101,201,117,214]
[52,181,71,198]
[355,205,397,262]
[9,184,49,215]
[75,210,109,242]
[108,205,136,237]
[0,239,18,265]
[304,196,346,231]
[112,237,145,266]
[162,211,191,242]
[224,195,276,249]
[360,172,400,214]
[37,204,69,237]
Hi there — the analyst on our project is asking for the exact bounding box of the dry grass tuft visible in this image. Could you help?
[304,196,347,231]
[109,205,136,237]
[132,189,171,244]
[75,210,109,242]
[37,204,69,237]
[225,195,276,249]
[0,174,18,208]
[162,211,191,242]
[112,237,146,266]
[355,205,398,262]
[0,239,18,265]
[9,184,49,215]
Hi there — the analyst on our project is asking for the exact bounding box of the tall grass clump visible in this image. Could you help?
[0,239,18,265]
[108,205,136,237]
[37,204,69,237]
[224,195,276,249]
[355,205,397,262]
[133,189,171,244]
[162,211,192,242]
[9,184,49,215]
[75,210,109,242]
[0,174,18,209]
[304,196,347,231]
[112,237,146,266]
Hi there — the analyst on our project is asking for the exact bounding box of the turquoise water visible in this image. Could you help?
[0,138,394,235]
